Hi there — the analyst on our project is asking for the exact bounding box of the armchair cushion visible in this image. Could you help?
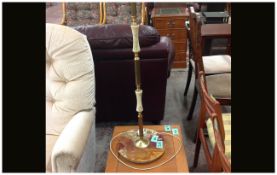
[74,24,160,49]
[46,23,95,135]
[206,113,231,159]
[46,23,96,172]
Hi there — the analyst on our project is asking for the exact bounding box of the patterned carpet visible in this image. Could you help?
[94,69,231,172]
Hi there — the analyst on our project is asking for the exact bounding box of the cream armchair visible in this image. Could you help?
[46,23,96,172]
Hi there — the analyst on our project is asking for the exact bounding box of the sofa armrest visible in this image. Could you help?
[51,110,95,172]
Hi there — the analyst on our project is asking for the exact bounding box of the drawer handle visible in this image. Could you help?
[166,33,175,40]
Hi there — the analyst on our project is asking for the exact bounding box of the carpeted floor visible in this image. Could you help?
[95,69,230,172]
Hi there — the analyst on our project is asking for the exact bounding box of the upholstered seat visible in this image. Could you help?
[206,113,231,159]
[46,23,96,172]
[103,3,143,24]
[62,3,146,26]
[191,55,231,74]
[206,73,231,98]
[63,3,102,26]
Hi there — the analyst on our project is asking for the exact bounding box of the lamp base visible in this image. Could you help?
[116,128,165,164]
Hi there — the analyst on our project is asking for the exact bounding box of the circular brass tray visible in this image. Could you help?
[114,128,165,164]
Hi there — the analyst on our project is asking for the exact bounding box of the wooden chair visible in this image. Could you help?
[214,130,231,172]
[61,2,103,26]
[184,7,231,120]
[101,2,147,25]
[61,2,147,26]
[193,71,231,172]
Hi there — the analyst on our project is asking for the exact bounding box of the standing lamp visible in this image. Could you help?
[110,3,165,164]
[108,4,183,169]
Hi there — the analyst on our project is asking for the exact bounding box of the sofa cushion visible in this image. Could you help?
[92,36,171,61]
[74,24,160,49]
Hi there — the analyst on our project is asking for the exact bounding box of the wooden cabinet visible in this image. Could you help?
[152,6,189,68]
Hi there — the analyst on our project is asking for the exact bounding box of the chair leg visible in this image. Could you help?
[193,128,197,143]
[184,61,193,96]
[186,86,198,120]
[193,137,201,168]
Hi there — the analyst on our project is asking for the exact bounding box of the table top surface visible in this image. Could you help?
[201,23,231,37]
[152,7,189,17]
[105,124,189,172]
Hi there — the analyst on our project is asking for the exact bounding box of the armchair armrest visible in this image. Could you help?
[51,110,95,172]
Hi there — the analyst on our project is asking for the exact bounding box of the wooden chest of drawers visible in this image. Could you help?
[152,7,189,68]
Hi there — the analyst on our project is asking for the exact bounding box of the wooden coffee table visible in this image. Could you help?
[105,125,189,172]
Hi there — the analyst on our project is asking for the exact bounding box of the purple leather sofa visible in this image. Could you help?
[75,24,175,122]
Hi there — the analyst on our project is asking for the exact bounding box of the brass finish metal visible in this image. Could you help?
[102,2,107,24]
[135,137,149,148]
[131,3,137,17]
[131,6,145,143]
[137,113,144,139]
[117,128,165,163]
[134,59,141,89]
[114,3,165,163]
[131,16,137,25]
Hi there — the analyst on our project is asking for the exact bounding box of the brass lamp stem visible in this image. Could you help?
[130,3,149,148]
[134,56,141,89]
[138,113,144,139]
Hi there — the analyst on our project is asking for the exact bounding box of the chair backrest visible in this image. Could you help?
[188,7,197,59]
[62,3,103,26]
[198,71,230,171]
[188,7,206,63]
[198,71,225,142]
[191,14,231,75]
[189,9,206,77]
[102,2,146,25]
[46,23,95,135]
[61,2,146,26]
[214,131,231,172]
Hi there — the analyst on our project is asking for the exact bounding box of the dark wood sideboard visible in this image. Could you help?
[152,5,189,68]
